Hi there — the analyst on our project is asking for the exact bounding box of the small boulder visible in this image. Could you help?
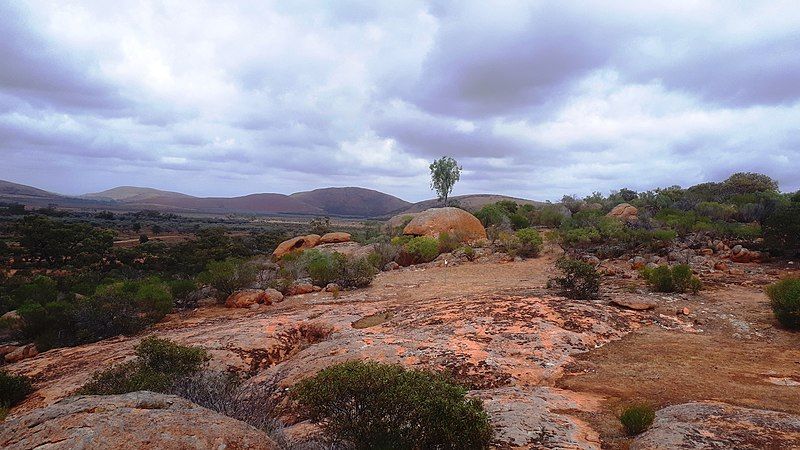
[630,256,646,270]
[403,207,487,242]
[607,203,639,223]
[0,310,23,330]
[318,232,351,244]
[272,234,322,259]
[324,283,340,293]
[287,283,316,296]
[383,261,400,271]
[610,297,657,311]
[714,261,729,272]
[225,289,277,308]
[5,343,38,363]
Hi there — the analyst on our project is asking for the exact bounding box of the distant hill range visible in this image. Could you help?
[0,179,544,219]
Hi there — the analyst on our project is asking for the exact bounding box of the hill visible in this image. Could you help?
[82,186,192,202]
[0,180,60,199]
[290,187,411,217]
[129,193,324,215]
[397,194,547,214]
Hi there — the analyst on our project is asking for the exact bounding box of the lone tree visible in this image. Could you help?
[429,156,462,206]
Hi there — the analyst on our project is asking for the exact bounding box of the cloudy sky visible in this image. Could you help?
[1,1,799,201]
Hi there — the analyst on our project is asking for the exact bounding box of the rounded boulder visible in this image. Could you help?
[402,207,487,242]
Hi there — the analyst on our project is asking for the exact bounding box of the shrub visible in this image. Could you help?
[168,279,197,303]
[553,257,600,300]
[438,232,461,254]
[514,227,543,257]
[474,204,509,229]
[763,203,800,257]
[303,250,376,288]
[79,337,208,395]
[536,205,566,228]
[368,242,400,269]
[766,278,800,329]
[293,360,492,449]
[456,245,476,261]
[197,258,258,300]
[340,257,377,288]
[620,403,655,435]
[0,371,34,408]
[404,236,440,263]
[509,213,530,230]
[641,264,701,294]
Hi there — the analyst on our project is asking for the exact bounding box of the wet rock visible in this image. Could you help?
[631,402,800,450]
[0,391,278,450]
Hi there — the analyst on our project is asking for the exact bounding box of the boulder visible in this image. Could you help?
[402,207,487,242]
[287,282,316,296]
[384,261,400,271]
[714,261,729,272]
[0,391,278,450]
[606,203,639,223]
[631,401,800,450]
[225,289,280,308]
[318,232,351,244]
[384,212,421,234]
[272,234,321,259]
[610,297,657,311]
[0,310,23,330]
[5,343,38,363]
[630,256,646,270]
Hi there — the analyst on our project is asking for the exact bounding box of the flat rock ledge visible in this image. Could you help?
[631,401,800,449]
[0,391,278,450]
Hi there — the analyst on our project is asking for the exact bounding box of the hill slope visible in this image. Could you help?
[398,194,547,214]
[290,187,411,217]
[0,180,60,199]
[83,186,192,202]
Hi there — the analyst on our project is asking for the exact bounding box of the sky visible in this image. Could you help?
[1,1,799,202]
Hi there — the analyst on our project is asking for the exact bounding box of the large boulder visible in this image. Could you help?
[272,234,321,259]
[318,232,351,244]
[384,212,421,234]
[0,391,278,450]
[607,203,639,223]
[402,207,487,242]
[5,343,38,363]
[631,401,800,449]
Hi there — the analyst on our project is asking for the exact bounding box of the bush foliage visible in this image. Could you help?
[766,277,800,330]
[553,257,601,300]
[620,403,656,435]
[641,264,701,294]
[78,337,208,395]
[293,360,493,449]
[0,371,34,408]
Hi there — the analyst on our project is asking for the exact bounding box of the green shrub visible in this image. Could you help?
[536,205,566,228]
[404,236,440,263]
[438,232,461,254]
[302,250,376,288]
[196,258,257,300]
[514,227,543,257]
[457,245,476,261]
[766,278,800,329]
[509,213,530,230]
[620,403,655,435]
[293,360,492,449]
[167,279,197,302]
[651,229,677,243]
[78,337,208,395]
[641,264,701,294]
[553,257,600,300]
[0,371,34,408]
[763,203,800,257]
[475,204,509,229]
[368,242,400,269]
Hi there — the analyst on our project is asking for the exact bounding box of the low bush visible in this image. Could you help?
[766,277,800,329]
[404,236,440,263]
[196,258,258,300]
[514,227,543,257]
[78,337,208,395]
[302,250,377,288]
[368,242,400,269]
[456,245,476,261]
[619,403,656,435]
[293,360,492,449]
[438,232,461,254]
[0,371,34,408]
[641,264,701,294]
[553,257,600,300]
[763,203,800,257]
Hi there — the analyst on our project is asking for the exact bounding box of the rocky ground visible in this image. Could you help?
[3,242,800,449]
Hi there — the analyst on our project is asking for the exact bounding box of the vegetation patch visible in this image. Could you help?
[619,403,656,435]
[766,277,800,330]
[0,371,34,409]
[641,264,701,294]
[351,311,394,329]
[553,257,601,300]
[293,360,493,449]
[78,337,208,395]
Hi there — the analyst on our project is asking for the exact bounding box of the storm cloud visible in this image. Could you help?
[0,0,798,201]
